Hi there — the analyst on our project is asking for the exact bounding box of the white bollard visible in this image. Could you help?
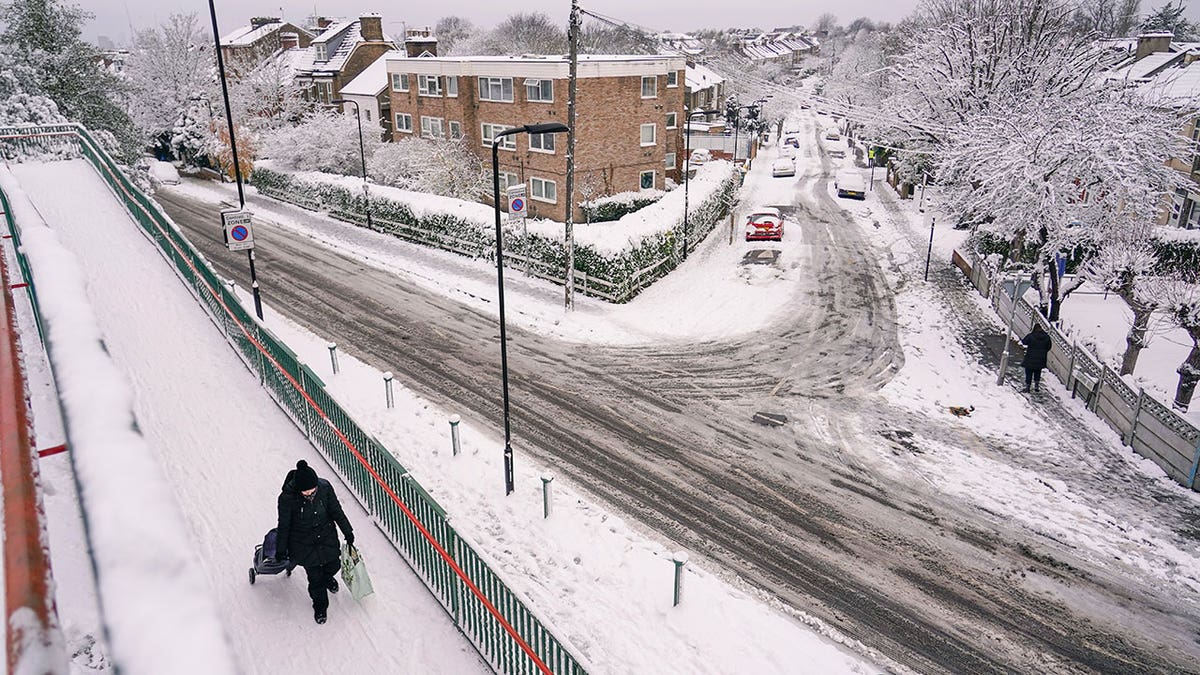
[540,474,554,519]
[672,551,689,607]
[327,342,339,374]
[383,371,394,409]
[449,415,461,456]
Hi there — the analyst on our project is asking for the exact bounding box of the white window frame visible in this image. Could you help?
[314,43,328,61]
[448,120,463,140]
[391,73,409,92]
[667,70,678,87]
[529,132,555,153]
[666,112,677,129]
[664,152,676,169]
[639,170,656,190]
[479,76,514,102]
[641,75,657,98]
[525,78,553,103]
[418,74,442,97]
[640,123,657,146]
[421,115,445,139]
[365,109,372,122]
[499,171,520,191]
[482,123,516,150]
[446,76,459,97]
[530,176,557,203]
[395,113,413,133]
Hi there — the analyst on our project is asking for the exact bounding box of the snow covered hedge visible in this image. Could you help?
[251,161,738,302]
[580,189,665,223]
[969,227,1200,280]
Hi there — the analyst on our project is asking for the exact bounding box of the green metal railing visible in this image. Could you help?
[0,124,588,675]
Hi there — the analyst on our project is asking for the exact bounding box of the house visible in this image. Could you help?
[339,30,440,139]
[656,32,704,59]
[738,31,819,66]
[385,53,687,222]
[685,63,725,125]
[289,14,399,105]
[220,18,314,74]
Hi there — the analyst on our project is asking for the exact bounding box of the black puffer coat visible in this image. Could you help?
[276,474,353,567]
[1021,326,1053,370]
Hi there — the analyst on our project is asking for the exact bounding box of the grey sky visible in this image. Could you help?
[82,0,923,45]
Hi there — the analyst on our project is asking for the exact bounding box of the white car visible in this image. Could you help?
[772,158,796,177]
[149,160,181,186]
[689,148,713,165]
[779,144,797,159]
[823,128,841,141]
[835,171,866,199]
[822,140,846,159]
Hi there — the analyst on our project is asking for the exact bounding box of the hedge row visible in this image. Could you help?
[251,165,740,302]
[969,228,1200,279]
[580,190,665,223]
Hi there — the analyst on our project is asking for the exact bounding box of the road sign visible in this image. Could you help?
[507,184,527,224]
[221,209,255,251]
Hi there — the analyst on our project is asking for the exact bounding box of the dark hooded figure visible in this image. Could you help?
[1021,323,1053,393]
[274,460,354,624]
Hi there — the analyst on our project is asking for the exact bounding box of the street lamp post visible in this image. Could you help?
[731,98,769,168]
[682,109,719,262]
[332,99,374,230]
[491,122,570,496]
[997,275,1033,386]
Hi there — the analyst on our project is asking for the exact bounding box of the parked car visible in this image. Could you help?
[745,207,784,241]
[835,170,866,199]
[779,144,797,159]
[772,158,796,178]
[689,148,713,165]
[783,135,800,148]
[823,127,841,141]
[149,160,181,186]
[822,140,846,159]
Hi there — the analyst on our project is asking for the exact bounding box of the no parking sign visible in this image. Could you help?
[222,209,255,251]
[506,184,527,224]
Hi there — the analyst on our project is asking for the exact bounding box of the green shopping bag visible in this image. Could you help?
[340,543,374,600]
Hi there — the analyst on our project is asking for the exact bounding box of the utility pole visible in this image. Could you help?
[564,0,580,310]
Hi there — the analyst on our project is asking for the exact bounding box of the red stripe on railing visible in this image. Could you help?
[76,132,557,674]
[37,444,67,458]
[9,283,27,290]
[0,212,59,670]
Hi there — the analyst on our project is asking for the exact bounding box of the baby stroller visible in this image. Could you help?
[248,528,294,585]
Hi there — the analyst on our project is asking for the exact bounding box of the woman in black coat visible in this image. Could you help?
[1021,323,1053,393]
[275,460,354,624]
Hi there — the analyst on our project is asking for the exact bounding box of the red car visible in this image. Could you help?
[745,208,784,241]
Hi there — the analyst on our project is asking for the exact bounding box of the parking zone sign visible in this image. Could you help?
[222,209,255,251]
[506,184,527,224]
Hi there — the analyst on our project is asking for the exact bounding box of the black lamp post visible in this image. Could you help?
[731,98,769,168]
[682,109,719,261]
[332,99,374,229]
[491,122,570,495]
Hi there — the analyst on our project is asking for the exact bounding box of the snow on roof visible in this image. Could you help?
[294,19,395,76]
[686,64,724,91]
[1108,50,1186,82]
[340,49,405,96]
[1140,59,1200,106]
[221,22,282,47]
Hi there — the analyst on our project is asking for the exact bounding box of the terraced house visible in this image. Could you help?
[385,54,687,222]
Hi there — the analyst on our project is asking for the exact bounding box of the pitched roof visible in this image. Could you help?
[340,49,406,96]
[1107,50,1187,83]
[1140,56,1200,106]
[686,64,724,91]
[293,19,396,77]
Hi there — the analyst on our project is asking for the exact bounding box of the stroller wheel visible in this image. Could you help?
[249,567,256,585]
[286,568,293,577]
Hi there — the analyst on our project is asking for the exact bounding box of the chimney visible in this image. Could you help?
[279,31,299,51]
[405,27,438,58]
[359,14,383,42]
[251,16,280,30]
[1135,32,1173,61]
[318,17,333,29]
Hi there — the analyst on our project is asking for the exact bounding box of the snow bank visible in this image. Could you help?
[0,167,237,674]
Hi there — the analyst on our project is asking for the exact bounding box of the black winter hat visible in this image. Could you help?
[294,460,318,491]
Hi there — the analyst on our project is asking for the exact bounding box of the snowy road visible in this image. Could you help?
[152,114,1200,673]
[10,160,487,674]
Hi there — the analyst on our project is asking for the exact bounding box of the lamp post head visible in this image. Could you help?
[523,122,569,135]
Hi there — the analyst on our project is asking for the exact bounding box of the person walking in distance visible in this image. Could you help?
[273,460,354,624]
[1021,323,1053,393]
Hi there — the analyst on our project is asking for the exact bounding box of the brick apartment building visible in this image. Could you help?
[384,54,687,222]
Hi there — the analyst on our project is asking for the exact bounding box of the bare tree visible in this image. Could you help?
[814,13,840,34]
[435,16,474,55]
[1156,279,1200,411]
[458,12,566,56]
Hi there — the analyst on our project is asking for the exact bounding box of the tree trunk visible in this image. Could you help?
[1119,302,1155,376]
[1047,260,1062,321]
[1173,328,1200,412]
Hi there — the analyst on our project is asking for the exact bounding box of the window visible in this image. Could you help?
[395,113,413,133]
[640,123,656,146]
[664,152,676,169]
[640,171,655,190]
[365,109,372,122]
[529,132,555,153]
[499,172,519,191]
[418,75,442,96]
[421,116,445,139]
[314,81,332,103]
[314,43,328,61]
[530,177,557,203]
[666,112,677,129]
[448,121,463,140]
[525,78,553,102]
[479,77,514,102]
[667,70,678,87]
[641,75,657,98]
[482,123,516,149]
[446,76,459,97]
[391,73,409,92]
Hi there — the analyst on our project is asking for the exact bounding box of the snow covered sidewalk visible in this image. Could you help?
[9,159,486,674]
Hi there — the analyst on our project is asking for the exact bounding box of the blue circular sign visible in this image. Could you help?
[510,197,525,212]
[231,225,249,241]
